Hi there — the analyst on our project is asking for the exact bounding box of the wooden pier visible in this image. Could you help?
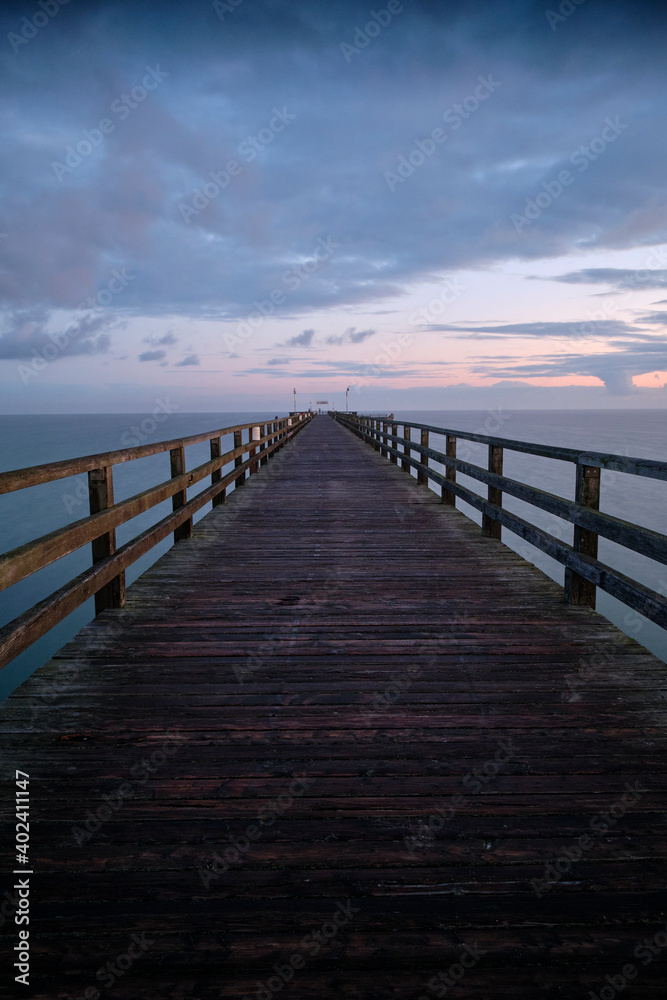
[2,414,667,998]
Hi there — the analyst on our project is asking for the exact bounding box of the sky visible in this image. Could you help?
[1,0,667,413]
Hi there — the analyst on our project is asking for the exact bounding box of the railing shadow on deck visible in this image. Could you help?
[0,413,313,673]
[333,411,667,632]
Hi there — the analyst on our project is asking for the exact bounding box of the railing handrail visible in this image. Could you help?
[354,417,667,481]
[0,417,286,494]
[0,413,313,672]
[334,412,667,633]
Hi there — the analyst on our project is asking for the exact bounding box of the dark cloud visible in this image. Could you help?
[325,327,377,345]
[0,309,113,359]
[138,349,167,361]
[283,329,315,347]
[174,354,200,366]
[428,319,638,339]
[1,0,667,325]
[635,312,667,325]
[267,357,289,365]
[143,331,178,346]
[542,268,667,290]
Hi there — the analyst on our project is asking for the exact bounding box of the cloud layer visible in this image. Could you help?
[1,0,667,326]
[1,0,666,402]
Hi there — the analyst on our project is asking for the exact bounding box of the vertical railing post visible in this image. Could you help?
[482,445,503,540]
[170,444,193,542]
[390,422,398,464]
[417,429,429,485]
[443,435,456,505]
[210,436,225,507]
[249,426,260,475]
[402,425,411,472]
[381,422,388,458]
[234,429,245,487]
[259,424,268,466]
[564,463,600,607]
[88,466,125,613]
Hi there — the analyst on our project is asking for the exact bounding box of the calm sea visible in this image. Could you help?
[1,409,666,700]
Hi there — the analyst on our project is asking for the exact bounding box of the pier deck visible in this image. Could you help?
[2,415,667,998]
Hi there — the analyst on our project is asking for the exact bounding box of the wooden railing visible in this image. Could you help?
[0,414,312,671]
[333,412,667,630]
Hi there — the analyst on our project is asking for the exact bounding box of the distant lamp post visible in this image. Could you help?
[346,386,350,412]
[293,387,296,412]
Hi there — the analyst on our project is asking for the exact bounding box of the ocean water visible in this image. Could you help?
[1,409,666,701]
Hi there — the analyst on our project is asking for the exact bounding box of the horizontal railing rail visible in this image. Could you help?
[0,414,312,671]
[333,412,667,631]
